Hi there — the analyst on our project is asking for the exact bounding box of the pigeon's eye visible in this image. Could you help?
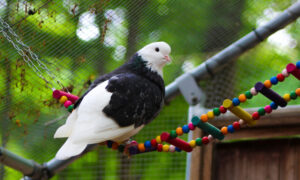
[155,47,159,52]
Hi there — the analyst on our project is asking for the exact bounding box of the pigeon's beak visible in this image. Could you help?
[164,55,171,62]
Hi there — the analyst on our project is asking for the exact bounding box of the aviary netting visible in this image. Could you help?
[1,0,300,179]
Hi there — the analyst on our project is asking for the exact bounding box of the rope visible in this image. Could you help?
[0,16,66,91]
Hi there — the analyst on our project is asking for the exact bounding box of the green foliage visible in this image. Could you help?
[1,0,300,179]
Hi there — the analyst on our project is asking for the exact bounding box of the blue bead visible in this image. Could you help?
[228,125,234,133]
[270,76,278,85]
[296,61,300,69]
[107,140,113,148]
[232,98,240,106]
[182,125,190,133]
[175,147,182,152]
[144,141,152,148]
[270,102,278,109]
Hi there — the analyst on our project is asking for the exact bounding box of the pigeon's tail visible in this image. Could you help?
[54,124,72,138]
[55,138,87,160]
[54,110,77,138]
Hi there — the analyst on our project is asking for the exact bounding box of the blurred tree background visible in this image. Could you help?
[0,0,300,179]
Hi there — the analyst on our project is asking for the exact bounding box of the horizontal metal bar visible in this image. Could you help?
[165,1,300,103]
[0,147,42,177]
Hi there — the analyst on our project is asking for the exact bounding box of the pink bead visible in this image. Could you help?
[169,145,176,152]
[282,68,289,77]
[188,123,195,130]
[239,119,245,126]
[208,135,214,141]
[264,105,272,113]
[250,87,258,95]
[130,140,138,145]
[64,100,72,108]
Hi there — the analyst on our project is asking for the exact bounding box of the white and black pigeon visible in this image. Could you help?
[54,41,171,160]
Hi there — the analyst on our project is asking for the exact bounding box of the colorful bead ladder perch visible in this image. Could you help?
[53,61,300,156]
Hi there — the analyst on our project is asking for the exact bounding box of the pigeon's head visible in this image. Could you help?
[137,41,171,76]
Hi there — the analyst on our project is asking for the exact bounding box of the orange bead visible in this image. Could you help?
[112,142,119,150]
[200,114,208,122]
[221,126,228,135]
[138,143,146,152]
[176,127,183,136]
[296,88,300,96]
[238,94,247,102]
[264,80,272,88]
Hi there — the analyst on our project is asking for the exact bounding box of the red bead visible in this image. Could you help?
[202,136,209,145]
[252,112,260,120]
[219,105,227,113]
[157,144,163,152]
[276,73,285,82]
[233,122,240,130]
[151,139,157,147]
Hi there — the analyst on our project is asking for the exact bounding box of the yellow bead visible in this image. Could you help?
[207,111,214,119]
[163,144,170,152]
[156,136,162,144]
[189,140,196,148]
[59,96,68,104]
[283,93,291,102]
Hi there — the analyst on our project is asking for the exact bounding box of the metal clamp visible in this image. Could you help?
[175,73,205,105]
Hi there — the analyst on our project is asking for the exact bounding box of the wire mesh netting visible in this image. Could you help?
[1,0,300,179]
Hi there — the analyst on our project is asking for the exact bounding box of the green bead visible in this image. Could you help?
[213,108,221,116]
[192,116,200,126]
[67,105,74,112]
[258,107,265,116]
[290,92,297,99]
[170,130,177,138]
[196,138,202,146]
[118,145,125,152]
[245,91,253,99]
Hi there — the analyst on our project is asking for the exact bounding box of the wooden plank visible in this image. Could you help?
[224,125,300,140]
[201,143,213,180]
[212,140,300,180]
[190,128,201,180]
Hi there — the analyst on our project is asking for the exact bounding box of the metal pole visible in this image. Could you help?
[0,1,298,179]
[165,1,300,103]
[0,147,43,179]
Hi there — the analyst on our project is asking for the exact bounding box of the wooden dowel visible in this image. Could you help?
[191,116,224,140]
[223,99,256,126]
[160,132,193,152]
[255,82,287,107]
[286,63,300,80]
[52,90,79,103]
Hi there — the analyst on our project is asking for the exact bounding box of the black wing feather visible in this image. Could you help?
[103,73,164,127]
